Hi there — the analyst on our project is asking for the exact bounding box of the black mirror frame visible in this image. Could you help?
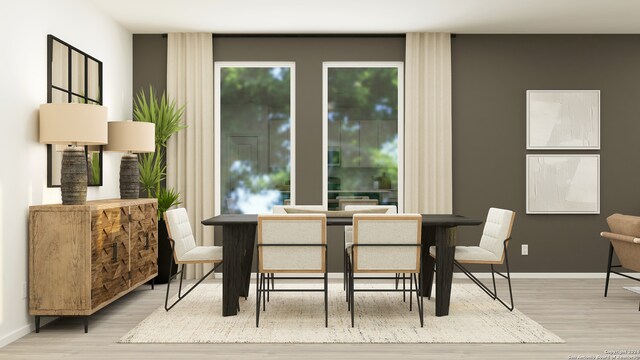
[46,34,104,188]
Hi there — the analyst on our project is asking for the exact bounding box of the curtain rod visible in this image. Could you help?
[160,33,407,38]
[159,33,457,38]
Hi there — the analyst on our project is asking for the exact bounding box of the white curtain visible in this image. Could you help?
[166,33,215,279]
[404,33,453,214]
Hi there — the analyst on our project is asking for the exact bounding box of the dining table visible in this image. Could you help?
[202,214,482,317]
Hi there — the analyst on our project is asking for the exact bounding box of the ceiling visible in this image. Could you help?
[87,0,640,34]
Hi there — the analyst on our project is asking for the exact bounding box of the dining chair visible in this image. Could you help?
[342,205,400,296]
[346,214,424,327]
[256,214,328,327]
[430,207,516,311]
[163,208,223,311]
[338,198,378,210]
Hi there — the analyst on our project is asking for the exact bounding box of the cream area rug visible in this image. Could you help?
[624,286,640,295]
[120,282,563,344]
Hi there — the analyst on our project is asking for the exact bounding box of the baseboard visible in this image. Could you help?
[0,324,32,348]
[0,317,56,348]
[210,272,637,280]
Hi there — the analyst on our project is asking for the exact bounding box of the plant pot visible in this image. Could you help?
[155,218,178,284]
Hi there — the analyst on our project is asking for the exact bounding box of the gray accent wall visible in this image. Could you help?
[133,34,167,98]
[134,34,639,272]
[452,35,640,272]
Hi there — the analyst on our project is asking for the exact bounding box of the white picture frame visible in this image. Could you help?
[526,90,600,150]
[526,154,600,214]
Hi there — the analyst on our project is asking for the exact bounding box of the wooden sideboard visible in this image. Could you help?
[29,198,158,332]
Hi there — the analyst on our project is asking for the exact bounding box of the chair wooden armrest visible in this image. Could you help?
[600,231,640,244]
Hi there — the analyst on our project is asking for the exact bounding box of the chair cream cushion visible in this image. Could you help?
[180,246,223,263]
[164,208,198,262]
[478,208,516,260]
[429,246,501,264]
[353,214,422,272]
[258,214,326,272]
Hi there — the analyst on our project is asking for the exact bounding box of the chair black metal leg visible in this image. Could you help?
[267,273,270,303]
[403,273,406,302]
[604,243,614,297]
[346,252,351,311]
[395,273,399,289]
[255,271,261,327]
[164,253,177,311]
[417,272,424,327]
[324,271,328,328]
[503,249,515,311]
[177,264,185,297]
[165,262,222,311]
[350,266,355,327]
[409,272,414,311]
[455,253,514,311]
[491,264,498,300]
[262,274,269,311]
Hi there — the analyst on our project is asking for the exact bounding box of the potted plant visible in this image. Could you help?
[134,86,186,283]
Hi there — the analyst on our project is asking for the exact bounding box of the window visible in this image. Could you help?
[215,62,295,214]
[322,62,404,211]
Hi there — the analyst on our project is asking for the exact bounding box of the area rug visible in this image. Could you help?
[120,282,563,344]
[624,286,640,295]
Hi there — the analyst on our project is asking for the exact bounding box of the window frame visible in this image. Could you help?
[321,61,404,212]
[214,61,297,215]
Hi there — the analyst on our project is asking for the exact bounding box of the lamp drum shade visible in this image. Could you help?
[39,103,108,145]
[105,121,155,153]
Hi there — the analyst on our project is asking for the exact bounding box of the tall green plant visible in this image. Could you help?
[134,86,186,218]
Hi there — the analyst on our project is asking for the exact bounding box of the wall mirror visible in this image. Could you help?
[47,34,104,187]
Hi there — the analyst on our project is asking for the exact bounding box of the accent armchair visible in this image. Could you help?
[600,213,640,310]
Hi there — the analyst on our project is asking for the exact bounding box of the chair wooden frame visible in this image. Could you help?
[256,215,328,327]
[432,211,516,312]
[163,213,223,312]
[346,214,424,327]
[164,238,223,311]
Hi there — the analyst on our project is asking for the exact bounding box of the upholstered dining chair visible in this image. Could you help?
[256,214,328,327]
[164,208,223,311]
[343,205,399,295]
[338,198,378,210]
[600,213,640,310]
[346,214,424,327]
[430,207,516,311]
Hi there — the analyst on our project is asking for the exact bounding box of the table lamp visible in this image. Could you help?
[39,103,108,205]
[105,121,155,199]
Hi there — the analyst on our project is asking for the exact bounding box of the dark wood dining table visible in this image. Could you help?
[202,214,482,317]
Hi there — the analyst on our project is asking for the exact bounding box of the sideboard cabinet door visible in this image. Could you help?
[130,203,159,285]
[91,207,130,309]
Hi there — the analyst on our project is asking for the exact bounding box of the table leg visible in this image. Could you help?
[435,227,456,316]
[420,228,436,298]
[222,224,256,316]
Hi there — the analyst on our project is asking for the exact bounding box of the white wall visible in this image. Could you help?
[0,0,132,346]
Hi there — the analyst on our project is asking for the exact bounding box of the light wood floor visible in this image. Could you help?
[1,278,639,359]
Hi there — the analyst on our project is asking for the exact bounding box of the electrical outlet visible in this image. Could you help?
[22,282,27,299]
[521,244,529,256]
